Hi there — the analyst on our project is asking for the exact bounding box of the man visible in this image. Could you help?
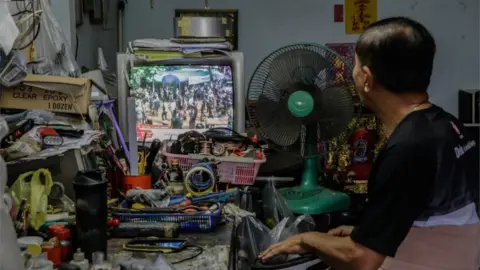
[260,17,480,270]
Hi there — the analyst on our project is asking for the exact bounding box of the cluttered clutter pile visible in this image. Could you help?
[0,2,282,270]
[0,0,326,269]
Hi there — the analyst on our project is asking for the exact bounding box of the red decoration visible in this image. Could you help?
[350,128,374,180]
[334,4,344,22]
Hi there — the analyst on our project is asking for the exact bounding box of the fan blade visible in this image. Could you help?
[256,94,301,146]
[314,86,354,141]
[269,48,331,90]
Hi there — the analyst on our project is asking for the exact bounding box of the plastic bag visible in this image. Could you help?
[0,0,19,55]
[34,0,80,77]
[262,181,295,228]
[29,168,53,230]
[238,216,273,264]
[274,215,315,243]
[150,253,174,270]
[10,170,35,205]
[238,215,316,265]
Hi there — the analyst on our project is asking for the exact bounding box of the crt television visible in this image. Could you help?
[117,53,246,142]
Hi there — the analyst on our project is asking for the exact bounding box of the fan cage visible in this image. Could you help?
[247,43,360,150]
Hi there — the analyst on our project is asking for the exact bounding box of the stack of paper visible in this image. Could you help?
[129,38,233,61]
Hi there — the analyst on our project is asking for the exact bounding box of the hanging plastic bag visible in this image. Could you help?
[237,216,273,264]
[237,215,316,265]
[275,215,316,243]
[34,0,80,77]
[0,0,19,55]
[29,168,53,230]
[262,181,295,228]
[10,170,35,205]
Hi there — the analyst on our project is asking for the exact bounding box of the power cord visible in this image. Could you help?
[6,0,42,51]
[75,34,79,60]
[171,245,204,264]
[16,19,40,50]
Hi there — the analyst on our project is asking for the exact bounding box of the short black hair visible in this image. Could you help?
[355,17,436,93]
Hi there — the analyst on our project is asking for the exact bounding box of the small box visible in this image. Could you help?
[0,74,92,114]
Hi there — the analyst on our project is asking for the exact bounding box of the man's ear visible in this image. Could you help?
[361,66,374,92]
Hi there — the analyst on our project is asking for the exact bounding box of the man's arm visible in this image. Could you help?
[260,143,436,269]
[304,143,435,270]
[300,232,385,270]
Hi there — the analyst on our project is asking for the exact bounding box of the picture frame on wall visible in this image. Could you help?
[75,0,83,27]
[174,9,239,50]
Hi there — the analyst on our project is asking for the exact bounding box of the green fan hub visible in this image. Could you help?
[280,186,350,215]
[288,90,314,117]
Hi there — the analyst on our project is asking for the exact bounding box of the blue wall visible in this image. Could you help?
[123,0,480,115]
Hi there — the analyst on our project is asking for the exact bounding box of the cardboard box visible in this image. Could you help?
[0,74,92,114]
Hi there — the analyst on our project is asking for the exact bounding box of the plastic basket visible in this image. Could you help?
[163,152,266,185]
[112,207,222,233]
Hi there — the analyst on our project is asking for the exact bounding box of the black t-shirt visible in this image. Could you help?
[350,105,479,257]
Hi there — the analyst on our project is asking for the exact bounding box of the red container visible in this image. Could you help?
[43,242,62,265]
[123,175,151,192]
[48,224,65,237]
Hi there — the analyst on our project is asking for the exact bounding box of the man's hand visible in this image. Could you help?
[258,233,312,262]
[327,225,354,237]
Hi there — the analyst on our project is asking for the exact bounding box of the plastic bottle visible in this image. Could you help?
[70,249,89,270]
[91,251,111,270]
[169,159,183,182]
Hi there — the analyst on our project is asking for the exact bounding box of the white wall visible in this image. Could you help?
[122,0,479,115]
[50,0,75,50]
[76,0,118,70]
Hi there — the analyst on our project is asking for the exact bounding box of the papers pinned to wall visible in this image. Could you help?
[345,0,377,34]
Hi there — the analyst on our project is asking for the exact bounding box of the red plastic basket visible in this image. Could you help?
[163,152,266,185]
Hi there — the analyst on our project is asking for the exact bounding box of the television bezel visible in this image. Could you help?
[117,53,245,141]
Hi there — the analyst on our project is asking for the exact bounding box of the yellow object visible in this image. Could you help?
[132,203,146,209]
[133,50,204,61]
[138,152,150,175]
[122,244,174,253]
[11,169,54,230]
[345,0,377,34]
[181,28,190,36]
[30,169,53,230]
[10,171,35,205]
[184,166,215,197]
[26,244,42,257]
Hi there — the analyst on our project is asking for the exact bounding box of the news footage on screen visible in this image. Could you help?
[130,65,234,141]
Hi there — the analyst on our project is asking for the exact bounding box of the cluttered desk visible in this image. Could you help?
[0,2,372,269]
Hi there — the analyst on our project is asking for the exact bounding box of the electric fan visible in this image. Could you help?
[247,43,356,215]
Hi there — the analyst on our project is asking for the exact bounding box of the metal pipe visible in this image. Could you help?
[255,176,294,182]
[117,0,125,52]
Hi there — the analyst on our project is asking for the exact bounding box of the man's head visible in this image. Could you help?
[352,17,436,109]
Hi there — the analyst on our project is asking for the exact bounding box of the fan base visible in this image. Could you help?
[279,186,350,215]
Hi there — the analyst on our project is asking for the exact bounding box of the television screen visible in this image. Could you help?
[130,65,234,141]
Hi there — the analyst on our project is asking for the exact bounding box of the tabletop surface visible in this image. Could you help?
[108,223,233,270]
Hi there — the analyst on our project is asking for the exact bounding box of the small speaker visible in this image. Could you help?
[458,90,479,124]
